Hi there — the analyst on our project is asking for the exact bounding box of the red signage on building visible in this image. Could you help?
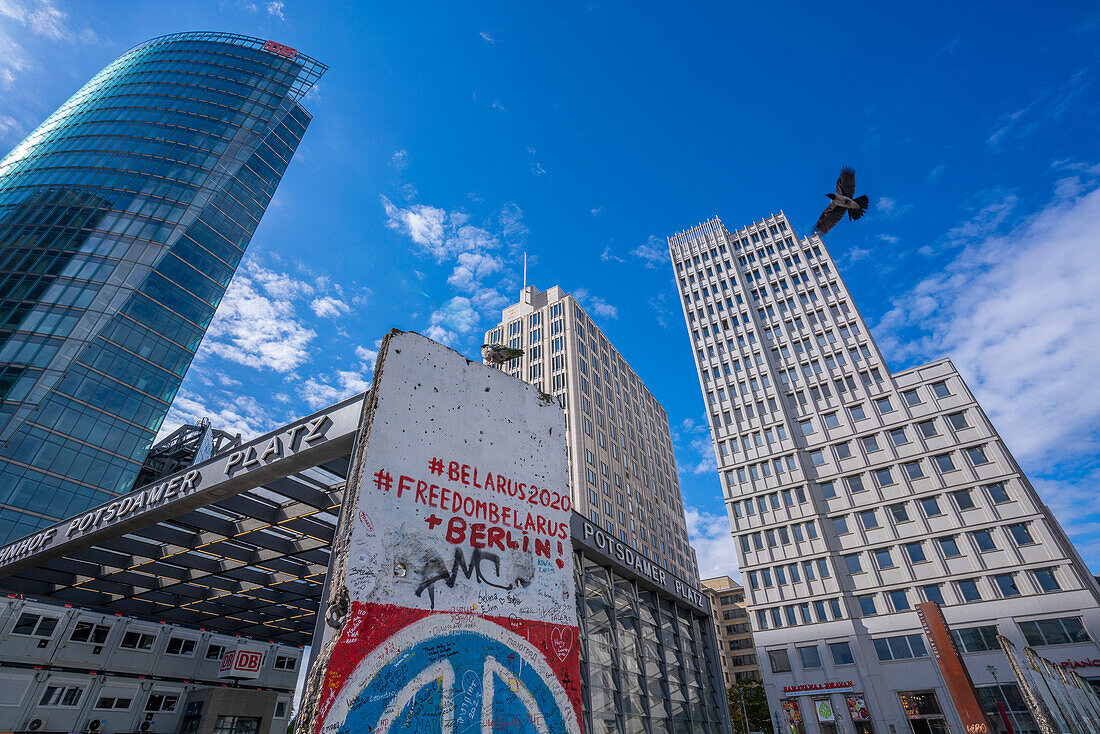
[1060,658,1100,669]
[263,40,298,60]
[218,647,264,678]
[783,681,855,694]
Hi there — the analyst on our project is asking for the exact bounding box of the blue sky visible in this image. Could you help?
[2,1,1100,580]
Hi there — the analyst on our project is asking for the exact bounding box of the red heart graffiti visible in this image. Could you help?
[508,614,523,632]
[551,626,574,662]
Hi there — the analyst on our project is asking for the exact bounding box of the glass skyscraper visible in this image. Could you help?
[0,32,325,543]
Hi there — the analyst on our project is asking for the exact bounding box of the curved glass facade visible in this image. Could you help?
[0,32,325,542]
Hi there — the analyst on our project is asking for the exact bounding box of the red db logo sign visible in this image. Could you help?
[263,40,298,60]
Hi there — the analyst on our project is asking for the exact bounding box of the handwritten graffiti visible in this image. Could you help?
[415,547,524,610]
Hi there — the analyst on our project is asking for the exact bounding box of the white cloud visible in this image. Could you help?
[875,196,912,220]
[158,390,273,443]
[572,288,618,320]
[390,148,408,170]
[430,296,480,335]
[600,244,624,263]
[590,207,602,218]
[203,261,316,373]
[876,178,1100,469]
[877,234,899,244]
[0,0,96,43]
[310,296,350,319]
[0,113,19,141]
[478,30,495,43]
[491,100,505,112]
[684,507,740,581]
[447,251,503,291]
[382,195,508,263]
[266,0,285,20]
[631,235,667,268]
[648,292,671,328]
[298,369,370,410]
[355,343,380,369]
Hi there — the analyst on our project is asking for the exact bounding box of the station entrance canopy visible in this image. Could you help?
[0,395,365,646]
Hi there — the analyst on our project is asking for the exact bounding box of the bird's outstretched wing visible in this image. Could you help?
[836,166,856,198]
[815,203,845,234]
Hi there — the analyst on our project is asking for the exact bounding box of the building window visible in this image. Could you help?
[846,475,865,493]
[993,574,1021,598]
[1007,523,1036,546]
[889,427,909,446]
[903,461,925,480]
[858,510,880,530]
[952,489,976,510]
[145,699,179,713]
[11,613,59,638]
[916,419,938,438]
[823,412,840,428]
[820,481,836,499]
[1019,617,1090,646]
[844,554,862,574]
[274,655,297,670]
[206,644,226,660]
[972,529,996,552]
[889,589,911,611]
[947,411,969,430]
[39,686,84,707]
[931,380,951,398]
[835,442,852,460]
[212,716,262,734]
[275,702,288,718]
[850,404,867,421]
[829,641,855,666]
[957,579,982,602]
[768,650,791,676]
[95,696,133,710]
[810,450,825,466]
[888,503,910,523]
[874,634,928,661]
[904,542,927,563]
[919,496,943,517]
[798,645,822,669]
[987,483,1010,503]
[966,446,991,466]
[1034,568,1061,592]
[875,397,894,414]
[858,595,877,615]
[922,584,945,605]
[165,637,196,656]
[798,419,814,436]
[832,516,850,535]
[873,548,894,568]
[120,631,156,650]
[874,467,895,487]
[70,621,111,644]
[937,536,962,558]
[933,453,957,472]
[861,435,881,453]
[951,625,999,653]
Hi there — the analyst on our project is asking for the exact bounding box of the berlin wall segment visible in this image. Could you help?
[300,330,582,734]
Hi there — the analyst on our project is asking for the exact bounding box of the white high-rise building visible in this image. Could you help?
[668,213,1100,734]
[485,285,699,585]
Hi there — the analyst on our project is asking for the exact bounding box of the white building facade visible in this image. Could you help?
[668,213,1100,734]
[485,285,699,585]
[0,596,298,734]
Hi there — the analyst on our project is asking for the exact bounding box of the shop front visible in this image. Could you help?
[780,681,875,734]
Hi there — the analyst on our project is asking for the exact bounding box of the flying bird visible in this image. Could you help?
[482,343,523,365]
[814,167,870,234]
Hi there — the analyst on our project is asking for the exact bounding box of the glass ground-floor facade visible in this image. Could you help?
[573,516,731,734]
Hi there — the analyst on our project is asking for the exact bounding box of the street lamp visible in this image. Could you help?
[735,684,750,733]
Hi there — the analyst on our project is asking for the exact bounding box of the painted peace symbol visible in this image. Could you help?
[323,614,580,734]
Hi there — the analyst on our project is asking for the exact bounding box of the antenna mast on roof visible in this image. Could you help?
[523,252,527,290]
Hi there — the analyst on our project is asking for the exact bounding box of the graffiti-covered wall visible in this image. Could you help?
[303,331,581,734]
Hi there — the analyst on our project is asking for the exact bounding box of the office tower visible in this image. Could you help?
[701,576,759,687]
[485,285,699,584]
[668,213,1100,733]
[0,33,324,542]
